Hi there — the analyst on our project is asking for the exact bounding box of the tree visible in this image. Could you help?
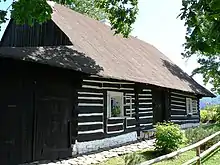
[69,0,107,21]
[179,0,220,93]
[0,0,138,37]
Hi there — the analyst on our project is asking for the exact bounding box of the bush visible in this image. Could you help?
[200,110,210,123]
[155,122,186,154]
[215,105,220,123]
[185,126,213,144]
[201,105,220,123]
[200,109,217,123]
[185,125,220,150]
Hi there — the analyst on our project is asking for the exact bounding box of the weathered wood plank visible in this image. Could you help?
[1,20,72,47]
[78,116,103,122]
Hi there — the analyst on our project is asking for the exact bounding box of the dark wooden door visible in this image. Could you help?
[152,89,165,124]
[34,78,73,161]
[35,77,73,160]
[0,78,22,165]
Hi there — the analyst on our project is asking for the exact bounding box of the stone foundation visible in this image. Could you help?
[72,131,137,155]
[180,122,200,129]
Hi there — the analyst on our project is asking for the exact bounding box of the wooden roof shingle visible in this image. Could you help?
[0,3,214,97]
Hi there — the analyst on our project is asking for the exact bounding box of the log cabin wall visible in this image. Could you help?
[0,59,33,165]
[123,92,136,130]
[76,79,105,142]
[74,76,157,154]
[137,88,153,129]
[74,76,143,154]
[0,58,82,164]
[0,20,72,47]
[76,76,139,142]
[169,91,200,128]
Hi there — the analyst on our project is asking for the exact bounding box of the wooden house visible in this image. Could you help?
[0,2,214,165]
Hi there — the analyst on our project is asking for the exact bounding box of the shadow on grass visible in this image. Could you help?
[140,150,158,160]
[139,150,179,162]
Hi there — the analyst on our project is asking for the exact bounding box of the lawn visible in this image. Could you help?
[97,124,220,165]
[97,148,220,165]
[202,147,220,165]
[96,149,196,165]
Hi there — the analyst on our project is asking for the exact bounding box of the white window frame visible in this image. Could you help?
[107,91,124,118]
[186,98,193,115]
[192,99,198,114]
[124,95,133,117]
[186,98,198,115]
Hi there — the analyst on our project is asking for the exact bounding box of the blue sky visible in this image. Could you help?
[0,0,211,90]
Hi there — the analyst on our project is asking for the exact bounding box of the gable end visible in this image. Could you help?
[0,19,72,47]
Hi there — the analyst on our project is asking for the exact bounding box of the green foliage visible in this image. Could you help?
[202,148,220,165]
[95,0,138,37]
[0,0,8,31]
[200,105,220,123]
[200,109,217,123]
[155,122,186,154]
[11,0,53,26]
[185,124,220,150]
[111,106,121,117]
[98,149,197,165]
[0,10,7,31]
[123,152,142,165]
[179,0,220,93]
[215,105,220,123]
[0,0,138,38]
[69,0,107,21]
[200,110,210,123]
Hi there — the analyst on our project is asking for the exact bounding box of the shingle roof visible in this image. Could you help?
[0,3,214,97]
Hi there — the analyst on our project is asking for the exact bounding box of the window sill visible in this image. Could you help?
[187,114,199,117]
[108,117,125,120]
[108,116,135,120]
[125,117,135,120]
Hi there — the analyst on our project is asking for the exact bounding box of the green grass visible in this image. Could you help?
[202,148,220,165]
[97,124,220,165]
[97,149,196,165]
[97,156,124,165]
[154,150,196,165]
[201,123,220,130]
[97,148,220,165]
[97,149,153,165]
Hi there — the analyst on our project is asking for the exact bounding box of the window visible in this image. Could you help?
[125,95,133,117]
[186,98,192,114]
[192,100,198,114]
[107,91,133,118]
[107,91,124,118]
[186,98,198,115]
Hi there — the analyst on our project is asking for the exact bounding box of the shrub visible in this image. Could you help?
[185,125,220,150]
[215,105,220,123]
[210,111,218,122]
[200,110,209,123]
[155,122,186,154]
[185,126,212,144]
[201,105,220,123]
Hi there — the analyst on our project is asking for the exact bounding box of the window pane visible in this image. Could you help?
[186,98,193,114]
[111,96,121,117]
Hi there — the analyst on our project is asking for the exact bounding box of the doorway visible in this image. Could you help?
[34,77,73,161]
[152,88,167,124]
[0,77,22,165]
